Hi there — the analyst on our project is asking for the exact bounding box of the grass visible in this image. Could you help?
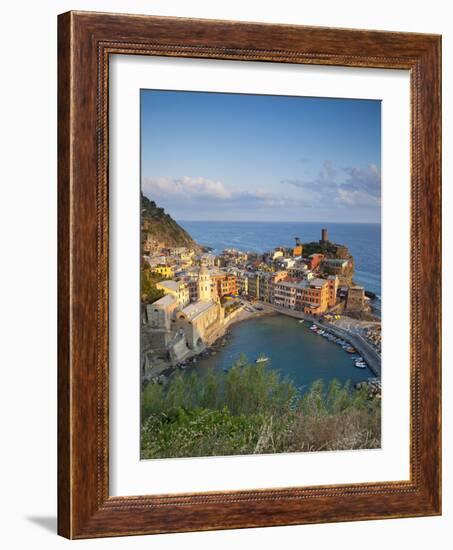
[141,359,381,459]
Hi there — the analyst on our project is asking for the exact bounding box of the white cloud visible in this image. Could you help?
[143,176,294,209]
[336,188,380,207]
[143,176,231,200]
[282,162,381,208]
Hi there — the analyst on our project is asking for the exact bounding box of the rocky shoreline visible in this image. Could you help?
[146,304,276,386]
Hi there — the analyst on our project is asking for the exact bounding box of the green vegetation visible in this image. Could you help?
[141,264,165,303]
[302,240,349,258]
[141,360,381,459]
[141,193,199,251]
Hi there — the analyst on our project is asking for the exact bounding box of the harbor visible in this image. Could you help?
[194,312,376,390]
[259,302,381,377]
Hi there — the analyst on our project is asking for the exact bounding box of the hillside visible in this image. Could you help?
[141,193,200,252]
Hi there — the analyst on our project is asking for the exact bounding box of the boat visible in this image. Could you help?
[255,354,270,364]
[298,319,305,324]
[346,347,356,353]
[354,361,367,369]
[310,324,317,330]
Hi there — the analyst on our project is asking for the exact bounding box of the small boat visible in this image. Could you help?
[298,319,305,324]
[310,324,317,330]
[346,347,356,353]
[255,355,270,364]
[355,361,367,369]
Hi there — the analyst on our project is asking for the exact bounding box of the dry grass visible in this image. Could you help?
[141,363,381,459]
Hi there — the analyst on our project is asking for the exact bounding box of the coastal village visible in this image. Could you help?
[141,197,381,392]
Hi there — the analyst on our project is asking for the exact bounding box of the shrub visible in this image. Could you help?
[140,360,381,459]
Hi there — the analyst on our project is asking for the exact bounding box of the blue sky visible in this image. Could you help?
[141,90,381,223]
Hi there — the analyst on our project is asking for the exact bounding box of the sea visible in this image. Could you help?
[177,221,381,388]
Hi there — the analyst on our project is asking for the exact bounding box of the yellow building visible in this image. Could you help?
[156,279,190,308]
[152,265,174,278]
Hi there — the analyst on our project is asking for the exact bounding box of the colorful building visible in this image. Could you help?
[308,253,324,270]
[234,270,249,296]
[327,275,339,307]
[272,277,330,314]
[214,273,238,297]
[152,264,174,278]
[156,279,190,308]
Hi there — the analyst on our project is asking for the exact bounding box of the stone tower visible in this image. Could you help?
[198,264,213,302]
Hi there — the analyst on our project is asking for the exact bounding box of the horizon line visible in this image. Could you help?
[177,219,381,225]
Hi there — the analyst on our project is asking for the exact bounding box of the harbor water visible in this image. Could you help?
[196,314,374,388]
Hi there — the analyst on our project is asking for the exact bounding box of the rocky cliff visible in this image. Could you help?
[141,193,199,252]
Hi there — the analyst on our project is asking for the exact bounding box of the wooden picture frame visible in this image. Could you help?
[58,11,441,539]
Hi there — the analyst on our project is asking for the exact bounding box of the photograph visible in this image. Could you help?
[140,90,382,459]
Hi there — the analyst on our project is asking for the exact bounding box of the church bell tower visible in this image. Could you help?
[198,264,213,302]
